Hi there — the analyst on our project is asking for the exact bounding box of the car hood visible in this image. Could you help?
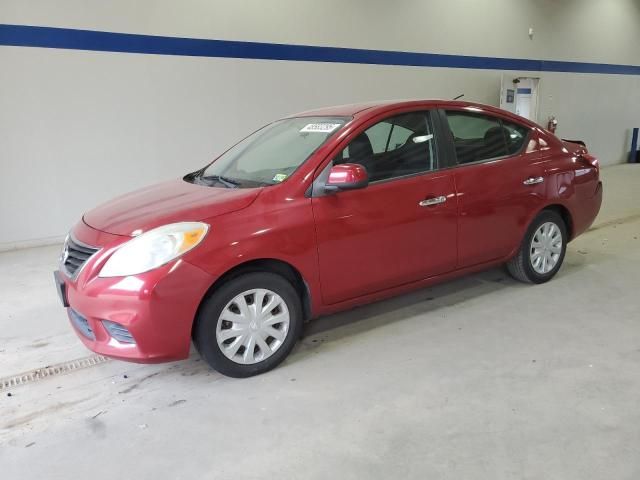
[83,178,261,236]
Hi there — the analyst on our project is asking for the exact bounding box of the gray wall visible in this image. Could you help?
[1,0,639,249]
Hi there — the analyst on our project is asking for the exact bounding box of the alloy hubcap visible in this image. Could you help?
[530,221,563,274]
[216,289,290,365]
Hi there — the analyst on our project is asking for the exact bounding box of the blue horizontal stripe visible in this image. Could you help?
[1,24,639,76]
[516,88,532,94]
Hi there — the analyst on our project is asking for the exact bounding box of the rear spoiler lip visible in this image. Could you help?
[561,138,586,147]
[561,138,589,155]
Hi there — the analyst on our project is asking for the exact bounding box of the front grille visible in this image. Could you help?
[102,320,136,344]
[62,236,99,278]
[69,309,95,340]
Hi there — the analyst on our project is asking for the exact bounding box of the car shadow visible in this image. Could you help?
[152,251,595,379]
[293,245,601,364]
[297,266,517,350]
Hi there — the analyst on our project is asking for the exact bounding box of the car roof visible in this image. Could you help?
[289,100,406,117]
[287,99,538,127]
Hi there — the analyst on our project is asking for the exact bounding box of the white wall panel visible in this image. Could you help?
[0,0,639,247]
[2,0,639,64]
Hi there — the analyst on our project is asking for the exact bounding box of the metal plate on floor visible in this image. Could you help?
[0,354,109,390]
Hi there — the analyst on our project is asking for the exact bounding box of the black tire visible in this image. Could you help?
[506,210,567,284]
[194,272,303,378]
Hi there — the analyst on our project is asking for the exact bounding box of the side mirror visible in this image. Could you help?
[324,163,369,193]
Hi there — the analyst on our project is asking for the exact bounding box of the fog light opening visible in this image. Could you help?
[102,320,136,344]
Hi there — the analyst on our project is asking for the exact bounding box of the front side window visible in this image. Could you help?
[445,110,529,164]
[193,116,349,188]
[335,111,437,182]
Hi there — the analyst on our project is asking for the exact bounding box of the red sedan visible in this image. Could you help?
[54,100,602,377]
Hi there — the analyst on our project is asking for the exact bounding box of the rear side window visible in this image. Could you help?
[445,111,528,164]
[501,119,529,155]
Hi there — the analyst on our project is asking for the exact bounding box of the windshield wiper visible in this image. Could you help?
[199,175,241,188]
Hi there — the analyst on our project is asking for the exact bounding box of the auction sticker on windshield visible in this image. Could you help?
[300,123,342,133]
[272,173,288,182]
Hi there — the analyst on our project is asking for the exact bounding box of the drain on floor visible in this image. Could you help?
[0,355,109,390]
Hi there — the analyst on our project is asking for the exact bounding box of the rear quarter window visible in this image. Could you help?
[501,119,530,155]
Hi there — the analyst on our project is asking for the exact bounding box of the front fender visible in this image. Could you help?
[183,197,322,315]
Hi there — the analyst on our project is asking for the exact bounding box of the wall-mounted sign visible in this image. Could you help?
[506,89,515,103]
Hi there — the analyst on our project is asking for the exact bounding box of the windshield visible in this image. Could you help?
[192,116,349,188]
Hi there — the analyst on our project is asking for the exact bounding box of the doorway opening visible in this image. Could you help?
[500,76,540,122]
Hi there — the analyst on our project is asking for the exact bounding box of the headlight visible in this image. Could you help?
[99,222,209,277]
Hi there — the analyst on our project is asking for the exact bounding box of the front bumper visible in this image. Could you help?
[57,222,215,363]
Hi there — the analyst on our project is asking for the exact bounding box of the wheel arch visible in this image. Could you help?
[540,203,574,240]
[508,202,575,261]
[191,258,313,339]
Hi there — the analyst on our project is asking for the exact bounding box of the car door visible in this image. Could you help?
[311,110,458,305]
[440,108,547,267]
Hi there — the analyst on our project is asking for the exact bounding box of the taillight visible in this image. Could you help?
[580,153,599,175]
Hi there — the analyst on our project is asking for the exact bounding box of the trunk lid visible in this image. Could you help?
[561,139,599,173]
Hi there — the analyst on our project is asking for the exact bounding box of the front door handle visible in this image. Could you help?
[523,176,544,185]
[419,195,447,207]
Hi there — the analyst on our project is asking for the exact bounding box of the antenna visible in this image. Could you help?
[453,94,464,100]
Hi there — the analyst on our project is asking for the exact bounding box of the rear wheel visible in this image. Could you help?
[507,210,567,284]
[194,272,303,377]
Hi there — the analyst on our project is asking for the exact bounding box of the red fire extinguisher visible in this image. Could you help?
[547,116,558,134]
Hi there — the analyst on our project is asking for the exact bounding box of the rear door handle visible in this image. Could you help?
[419,195,447,207]
[523,176,544,185]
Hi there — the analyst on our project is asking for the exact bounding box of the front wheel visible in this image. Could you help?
[507,210,567,284]
[194,272,303,377]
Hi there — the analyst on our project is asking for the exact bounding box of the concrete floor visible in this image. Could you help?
[1,164,639,479]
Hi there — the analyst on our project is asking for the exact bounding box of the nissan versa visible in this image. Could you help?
[54,100,602,377]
